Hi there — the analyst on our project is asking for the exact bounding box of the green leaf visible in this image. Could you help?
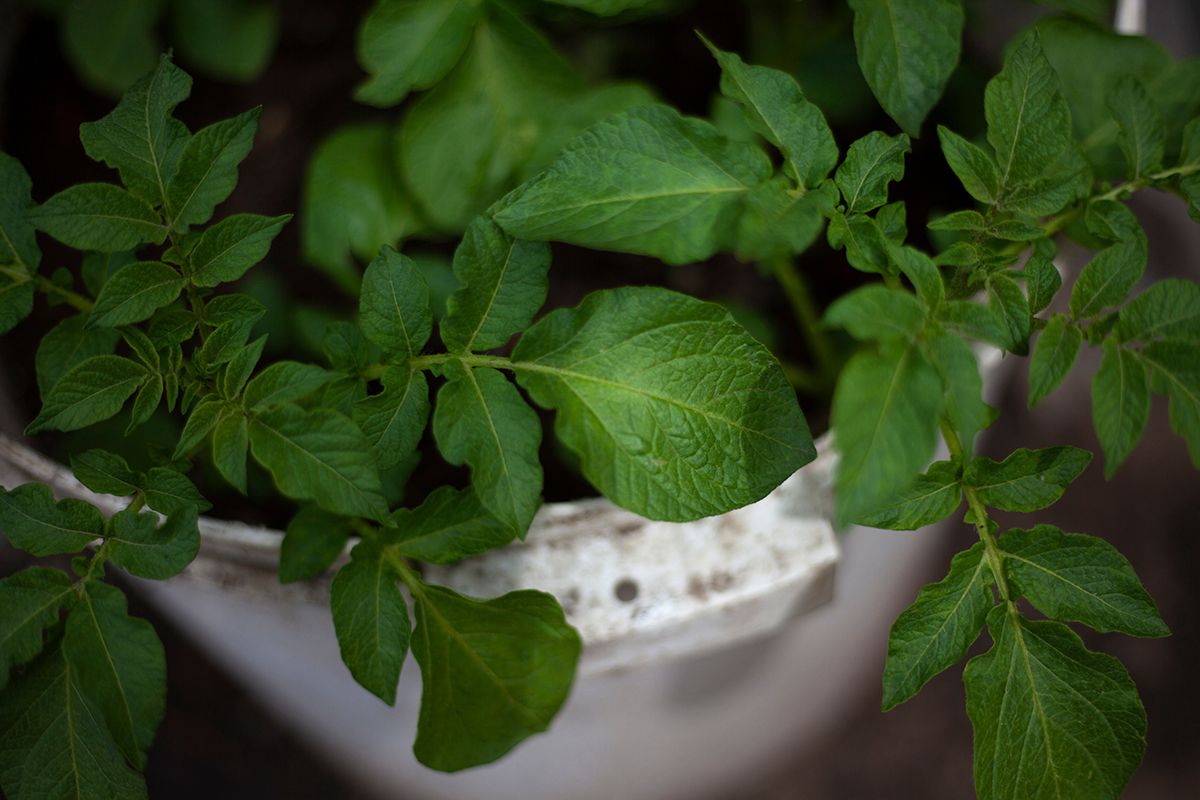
[541,0,656,12]
[701,36,838,188]
[937,299,1009,349]
[937,126,1000,204]
[1024,248,1062,315]
[1069,238,1147,321]
[355,0,482,106]
[212,411,249,493]
[35,317,120,397]
[1029,314,1083,407]
[891,244,945,310]
[986,272,1032,354]
[734,179,837,262]
[826,210,892,275]
[1092,338,1149,477]
[493,104,771,264]
[243,361,338,410]
[0,568,74,691]
[0,271,33,336]
[353,367,430,471]
[512,287,814,521]
[330,541,411,704]
[831,340,943,525]
[834,131,910,214]
[61,0,163,97]
[27,355,148,434]
[1106,75,1164,180]
[222,335,266,399]
[388,486,514,564]
[88,261,183,328]
[62,581,165,770]
[107,506,200,580]
[1117,279,1200,343]
[848,0,964,136]
[78,54,190,206]
[29,184,166,252]
[441,217,550,354]
[966,446,1091,512]
[279,507,351,584]
[142,468,210,515]
[169,0,278,83]
[0,642,147,800]
[965,609,1146,800]
[882,542,990,710]
[121,328,159,373]
[410,582,581,771]
[179,213,291,288]
[922,331,986,452]
[173,398,225,459]
[824,284,925,340]
[433,366,543,535]
[1136,341,1200,467]
[1000,525,1168,637]
[0,153,41,331]
[857,460,962,530]
[321,319,372,373]
[302,123,424,293]
[165,108,260,229]
[249,404,389,520]
[359,246,432,359]
[71,449,140,497]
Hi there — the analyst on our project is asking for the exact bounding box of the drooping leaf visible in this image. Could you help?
[88,261,183,328]
[937,125,1000,204]
[355,0,482,106]
[966,446,1091,512]
[834,131,911,214]
[1000,525,1168,637]
[1029,314,1082,408]
[1091,338,1149,477]
[849,0,964,136]
[178,213,291,288]
[1136,341,1200,467]
[831,340,943,525]
[433,365,543,535]
[825,284,925,341]
[1106,75,1164,180]
[330,541,410,705]
[388,486,514,564]
[512,287,814,521]
[857,460,963,530]
[166,107,260,229]
[493,104,771,264]
[882,542,991,710]
[0,568,75,691]
[922,331,987,452]
[701,36,838,188]
[965,609,1146,800]
[29,184,166,252]
[26,356,148,434]
[441,217,550,354]
[279,507,352,584]
[248,404,389,520]
[410,582,581,771]
[106,506,200,580]
[359,246,432,359]
[353,367,430,471]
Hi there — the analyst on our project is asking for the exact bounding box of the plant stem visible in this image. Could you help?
[771,257,837,381]
[37,275,93,311]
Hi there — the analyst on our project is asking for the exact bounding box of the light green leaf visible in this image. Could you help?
[834,131,910,214]
[27,355,148,434]
[826,210,892,275]
[1000,525,1168,637]
[882,542,991,709]
[512,287,814,521]
[701,36,838,188]
[937,299,1009,349]
[249,404,389,520]
[493,104,771,264]
[169,0,278,83]
[1136,341,1200,467]
[922,331,986,451]
[88,261,183,328]
[0,568,74,691]
[825,284,925,341]
[212,411,249,493]
[849,0,964,136]
[61,581,164,770]
[937,126,1000,204]
[734,179,837,262]
[165,108,260,230]
[280,507,351,584]
[1117,279,1200,343]
[890,245,945,310]
[1106,75,1164,180]
[62,0,163,97]
[966,446,1091,512]
[388,486,514,564]
[29,184,166,253]
[330,541,410,704]
[180,213,291,288]
[0,642,147,800]
[1092,338,1149,477]
[857,460,962,530]
[1029,314,1082,407]
[965,609,1146,800]
[433,366,543,535]
[355,0,482,106]
[353,367,430,471]
[831,340,943,525]
[78,54,190,206]
[359,246,432,359]
[410,582,581,772]
[243,361,338,410]
[107,506,200,580]
[441,216,550,353]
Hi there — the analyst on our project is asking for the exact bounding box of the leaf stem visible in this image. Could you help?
[940,417,1011,603]
[772,256,837,383]
[37,275,94,311]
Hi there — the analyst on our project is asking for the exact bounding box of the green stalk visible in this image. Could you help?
[771,256,837,383]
